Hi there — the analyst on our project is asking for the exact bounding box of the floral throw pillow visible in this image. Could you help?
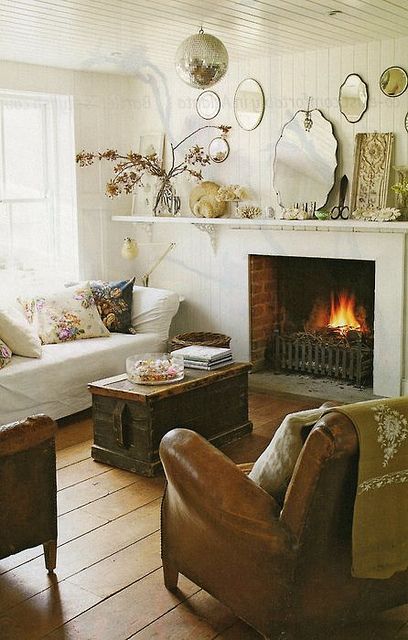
[90,278,135,333]
[20,283,110,345]
[0,338,12,369]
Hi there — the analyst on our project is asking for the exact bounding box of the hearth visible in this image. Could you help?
[249,255,375,387]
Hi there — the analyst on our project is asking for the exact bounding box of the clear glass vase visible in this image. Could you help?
[153,180,181,216]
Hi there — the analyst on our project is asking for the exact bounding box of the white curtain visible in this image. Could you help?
[0,90,78,298]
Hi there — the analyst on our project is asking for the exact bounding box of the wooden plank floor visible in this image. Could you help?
[1,391,407,640]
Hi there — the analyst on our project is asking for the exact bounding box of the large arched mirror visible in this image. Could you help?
[379,66,408,97]
[339,74,368,123]
[273,109,338,210]
[234,78,265,130]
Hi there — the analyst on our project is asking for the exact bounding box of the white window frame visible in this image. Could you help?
[0,89,78,291]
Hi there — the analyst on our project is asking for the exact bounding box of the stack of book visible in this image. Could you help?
[171,345,233,370]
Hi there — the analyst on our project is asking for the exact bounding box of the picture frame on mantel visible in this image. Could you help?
[350,132,394,213]
[131,132,165,215]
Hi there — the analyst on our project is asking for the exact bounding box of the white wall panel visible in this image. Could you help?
[111,35,408,393]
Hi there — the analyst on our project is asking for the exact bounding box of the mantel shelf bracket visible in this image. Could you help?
[192,223,217,252]
[140,222,153,242]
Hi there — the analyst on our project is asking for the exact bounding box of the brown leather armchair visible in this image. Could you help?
[0,415,58,572]
[159,411,408,638]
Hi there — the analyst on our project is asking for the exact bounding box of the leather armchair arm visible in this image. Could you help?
[0,415,56,456]
[160,428,294,553]
[160,429,296,628]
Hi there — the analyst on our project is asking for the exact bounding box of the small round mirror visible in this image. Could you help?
[196,91,221,120]
[379,66,408,97]
[339,73,368,123]
[405,112,408,133]
[208,137,230,163]
[234,78,265,131]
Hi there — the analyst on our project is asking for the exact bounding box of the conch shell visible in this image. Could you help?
[189,181,227,218]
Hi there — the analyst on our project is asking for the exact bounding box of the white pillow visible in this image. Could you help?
[19,282,110,345]
[0,306,42,358]
[248,405,333,504]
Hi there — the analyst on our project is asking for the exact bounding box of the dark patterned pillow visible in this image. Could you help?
[90,278,135,333]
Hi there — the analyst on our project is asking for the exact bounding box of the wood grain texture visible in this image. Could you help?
[0,391,406,639]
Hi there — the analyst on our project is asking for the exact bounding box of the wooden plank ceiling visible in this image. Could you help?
[0,0,407,73]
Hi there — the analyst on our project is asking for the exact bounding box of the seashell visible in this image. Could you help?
[189,181,227,218]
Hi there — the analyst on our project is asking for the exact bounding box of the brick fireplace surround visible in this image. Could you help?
[233,220,407,398]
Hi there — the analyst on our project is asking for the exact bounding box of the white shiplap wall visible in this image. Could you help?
[107,35,408,389]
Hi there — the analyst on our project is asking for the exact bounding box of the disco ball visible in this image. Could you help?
[175,28,229,89]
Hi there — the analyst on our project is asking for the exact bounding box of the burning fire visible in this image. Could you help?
[328,291,365,334]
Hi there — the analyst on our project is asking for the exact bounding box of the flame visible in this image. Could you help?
[328,291,361,332]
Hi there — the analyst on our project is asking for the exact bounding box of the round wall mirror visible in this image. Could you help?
[273,109,338,210]
[208,137,230,163]
[379,66,408,97]
[234,78,265,131]
[196,91,221,120]
[339,73,368,123]
[405,112,408,133]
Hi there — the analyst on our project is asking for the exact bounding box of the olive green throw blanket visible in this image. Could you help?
[334,398,408,579]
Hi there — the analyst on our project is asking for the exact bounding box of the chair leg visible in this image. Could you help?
[162,557,179,591]
[43,540,57,573]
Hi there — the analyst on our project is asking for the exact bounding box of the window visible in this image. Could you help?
[0,90,78,294]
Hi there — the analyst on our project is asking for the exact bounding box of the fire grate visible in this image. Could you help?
[267,330,373,387]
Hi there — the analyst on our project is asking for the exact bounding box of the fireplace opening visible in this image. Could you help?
[249,255,375,387]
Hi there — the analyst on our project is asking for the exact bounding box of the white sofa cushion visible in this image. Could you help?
[0,306,42,358]
[131,285,180,341]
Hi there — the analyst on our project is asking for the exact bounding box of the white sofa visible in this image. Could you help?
[1,286,179,425]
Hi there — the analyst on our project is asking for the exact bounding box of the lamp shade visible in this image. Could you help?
[121,237,138,260]
[175,28,228,89]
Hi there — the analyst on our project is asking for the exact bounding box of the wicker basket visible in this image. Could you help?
[170,332,231,351]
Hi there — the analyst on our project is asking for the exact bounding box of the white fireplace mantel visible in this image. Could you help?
[113,215,408,233]
[113,216,408,398]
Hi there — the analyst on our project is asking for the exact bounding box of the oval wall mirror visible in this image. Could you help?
[208,137,230,163]
[273,109,338,210]
[405,112,408,133]
[339,73,368,123]
[379,66,408,97]
[196,90,221,120]
[234,78,265,131]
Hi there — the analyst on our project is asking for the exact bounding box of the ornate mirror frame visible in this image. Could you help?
[196,90,221,120]
[379,66,408,97]
[208,137,230,163]
[350,132,394,211]
[233,78,265,131]
[339,73,368,123]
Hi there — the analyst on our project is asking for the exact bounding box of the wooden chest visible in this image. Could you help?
[88,363,252,476]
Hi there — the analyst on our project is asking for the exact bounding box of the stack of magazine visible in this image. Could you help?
[171,345,233,370]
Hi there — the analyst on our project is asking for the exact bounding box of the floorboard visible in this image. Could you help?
[0,391,406,639]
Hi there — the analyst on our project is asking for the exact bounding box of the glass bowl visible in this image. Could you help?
[126,353,184,385]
